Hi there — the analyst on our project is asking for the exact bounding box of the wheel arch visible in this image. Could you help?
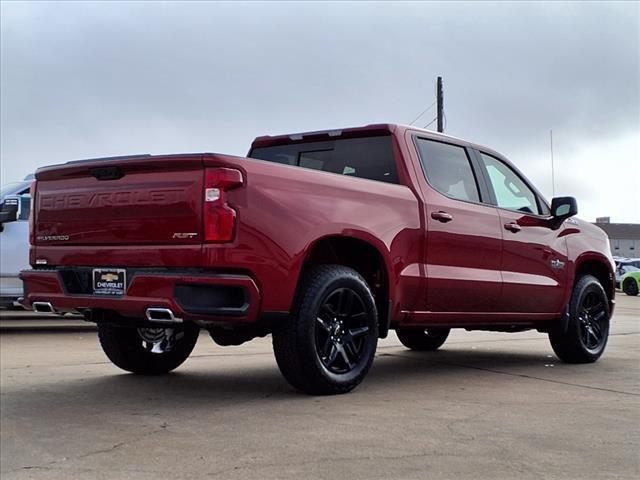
[573,255,615,306]
[298,234,393,338]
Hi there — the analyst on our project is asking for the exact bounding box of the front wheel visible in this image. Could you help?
[272,265,378,395]
[98,322,200,374]
[396,328,450,351]
[549,275,610,363]
[622,277,639,296]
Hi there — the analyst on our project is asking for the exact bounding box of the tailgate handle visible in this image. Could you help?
[90,166,124,181]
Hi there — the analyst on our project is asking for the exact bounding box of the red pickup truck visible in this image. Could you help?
[21,124,615,394]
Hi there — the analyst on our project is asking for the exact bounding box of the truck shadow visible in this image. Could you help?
[3,347,571,417]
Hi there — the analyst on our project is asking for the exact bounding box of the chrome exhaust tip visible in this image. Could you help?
[32,301,55,314]
[145,307,183,324]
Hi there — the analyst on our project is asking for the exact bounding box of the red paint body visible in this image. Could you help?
[21,124,615,330]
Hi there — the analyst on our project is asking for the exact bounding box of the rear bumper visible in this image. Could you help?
[20,269,261,324]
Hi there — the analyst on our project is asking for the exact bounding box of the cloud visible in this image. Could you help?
[1,1,638,221]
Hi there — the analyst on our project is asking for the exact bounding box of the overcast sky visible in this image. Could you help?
[1,1,638,222]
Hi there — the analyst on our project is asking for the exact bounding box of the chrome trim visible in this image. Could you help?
[32,301,54,314]
[145,307,183,324]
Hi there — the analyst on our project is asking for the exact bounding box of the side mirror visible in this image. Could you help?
[550,196,578,222]
[0,195,21,224]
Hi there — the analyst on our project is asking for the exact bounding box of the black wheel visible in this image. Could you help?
[396,328,450,351]
[98,322,199,375]
[622,278,639,296]
[272,265,378,395]
[549,275,610,363]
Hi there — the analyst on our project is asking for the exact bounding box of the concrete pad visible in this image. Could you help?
[1,296,638,479]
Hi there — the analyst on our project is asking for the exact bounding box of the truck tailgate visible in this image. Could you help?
[34,155,204,247]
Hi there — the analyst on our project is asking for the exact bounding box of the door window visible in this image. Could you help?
[415,138,480,202]
[480,153,540,215]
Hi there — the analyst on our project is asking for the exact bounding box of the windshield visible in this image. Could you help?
[0,182,29,199]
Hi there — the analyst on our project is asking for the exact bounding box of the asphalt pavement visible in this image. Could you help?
[1,296,638,479]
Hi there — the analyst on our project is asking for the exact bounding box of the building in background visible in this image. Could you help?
[593,219,640,258]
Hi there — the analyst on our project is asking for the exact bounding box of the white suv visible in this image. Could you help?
[0,176,33,308]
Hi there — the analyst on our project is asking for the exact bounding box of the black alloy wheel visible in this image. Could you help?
[395,327,450,351]
[576,291,608,353]
[315,287,372,374]
[549,275,610,363]
[98,320,199,374]
[272,265,378,395]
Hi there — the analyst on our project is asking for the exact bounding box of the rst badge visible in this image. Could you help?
[172,232,198,239]
[93,268,127,296]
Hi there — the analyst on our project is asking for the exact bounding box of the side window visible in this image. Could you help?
[480,153,540,215]
[415,138,480,202]
[19,193,31,221]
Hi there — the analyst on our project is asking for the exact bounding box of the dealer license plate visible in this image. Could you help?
[92,268,127,296]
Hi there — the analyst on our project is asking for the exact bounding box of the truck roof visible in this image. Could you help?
[250,123,487,152]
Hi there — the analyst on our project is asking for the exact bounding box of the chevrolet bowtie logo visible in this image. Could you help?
[100,273,119,282]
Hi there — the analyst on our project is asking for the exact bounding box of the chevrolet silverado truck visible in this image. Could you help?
[20,124,615,394]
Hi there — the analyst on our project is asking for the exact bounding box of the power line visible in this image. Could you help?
[409,100,436,126]
[423,117,438,129]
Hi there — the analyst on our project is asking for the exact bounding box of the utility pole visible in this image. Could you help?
[550,130,555,198]
[436,76,444,133]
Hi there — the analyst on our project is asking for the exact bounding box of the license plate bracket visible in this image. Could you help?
[92,268,127,296]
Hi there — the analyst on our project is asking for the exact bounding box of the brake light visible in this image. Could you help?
[28,180,36,245]
[204,168,243,242]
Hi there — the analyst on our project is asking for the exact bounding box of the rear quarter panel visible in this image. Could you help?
[204,153,423,314]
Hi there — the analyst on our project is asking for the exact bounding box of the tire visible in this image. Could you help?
[549,275,610,363]
[98,322,200,375]
[396,328,450,351]
[272,265,378,395]
[622,278,639,296]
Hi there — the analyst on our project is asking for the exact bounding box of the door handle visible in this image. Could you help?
[431,211,453,222]
[504,222,522,232]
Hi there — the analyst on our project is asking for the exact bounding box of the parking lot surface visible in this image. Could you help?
[1,296,638,480]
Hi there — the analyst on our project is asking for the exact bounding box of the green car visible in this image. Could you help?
[620,270,640,296]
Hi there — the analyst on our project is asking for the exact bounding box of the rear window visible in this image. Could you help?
[249,136,398,184]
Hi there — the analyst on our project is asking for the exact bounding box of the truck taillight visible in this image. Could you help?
[204,168,243,242]
[28,180,36,246]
